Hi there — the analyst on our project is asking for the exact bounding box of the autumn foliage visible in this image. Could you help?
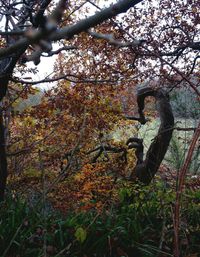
[0,0,200,256]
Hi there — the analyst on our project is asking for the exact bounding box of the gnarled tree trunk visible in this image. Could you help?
[128,87,174,184]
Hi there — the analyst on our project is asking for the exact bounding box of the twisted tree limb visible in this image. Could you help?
[127,87,174,184]
[88,145,127,163]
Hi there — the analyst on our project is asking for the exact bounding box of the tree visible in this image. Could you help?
[0,0,199,205]
[0,0,143,201]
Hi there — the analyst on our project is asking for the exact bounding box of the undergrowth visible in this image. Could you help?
[0,182,200,257]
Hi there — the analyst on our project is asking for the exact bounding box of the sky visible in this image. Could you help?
[24,52,57,90]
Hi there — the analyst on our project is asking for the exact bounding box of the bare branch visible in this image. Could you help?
[188,55,200,75]
[0,30,25,36]
[125,115,149,123]
[51,0,142,41]
[175,127,197,132]
[141,46,200,97]
[160,41,200,57]
[88,30,145,47]
[88,144,127,163]
[0,0,142,58]
[32,0,52,27]
[44,45,77,57]
[11,74,118,85]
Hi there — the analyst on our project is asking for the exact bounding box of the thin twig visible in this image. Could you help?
[173,120,200,257]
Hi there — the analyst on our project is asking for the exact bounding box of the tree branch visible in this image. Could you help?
[44,45,77,57]
[0,0,142,58]
[88,30,145,47]
[11,74,118,85]
[160,41,200,57]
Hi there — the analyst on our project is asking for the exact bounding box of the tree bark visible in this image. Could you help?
[0,58,11,201]
[0,56,25,201]
[128,87,174,184]
[0,112,7,201]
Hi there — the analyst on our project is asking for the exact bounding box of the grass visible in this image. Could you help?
[0,181,200,257]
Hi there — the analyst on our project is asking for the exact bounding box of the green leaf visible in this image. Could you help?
[75,227,87,243]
